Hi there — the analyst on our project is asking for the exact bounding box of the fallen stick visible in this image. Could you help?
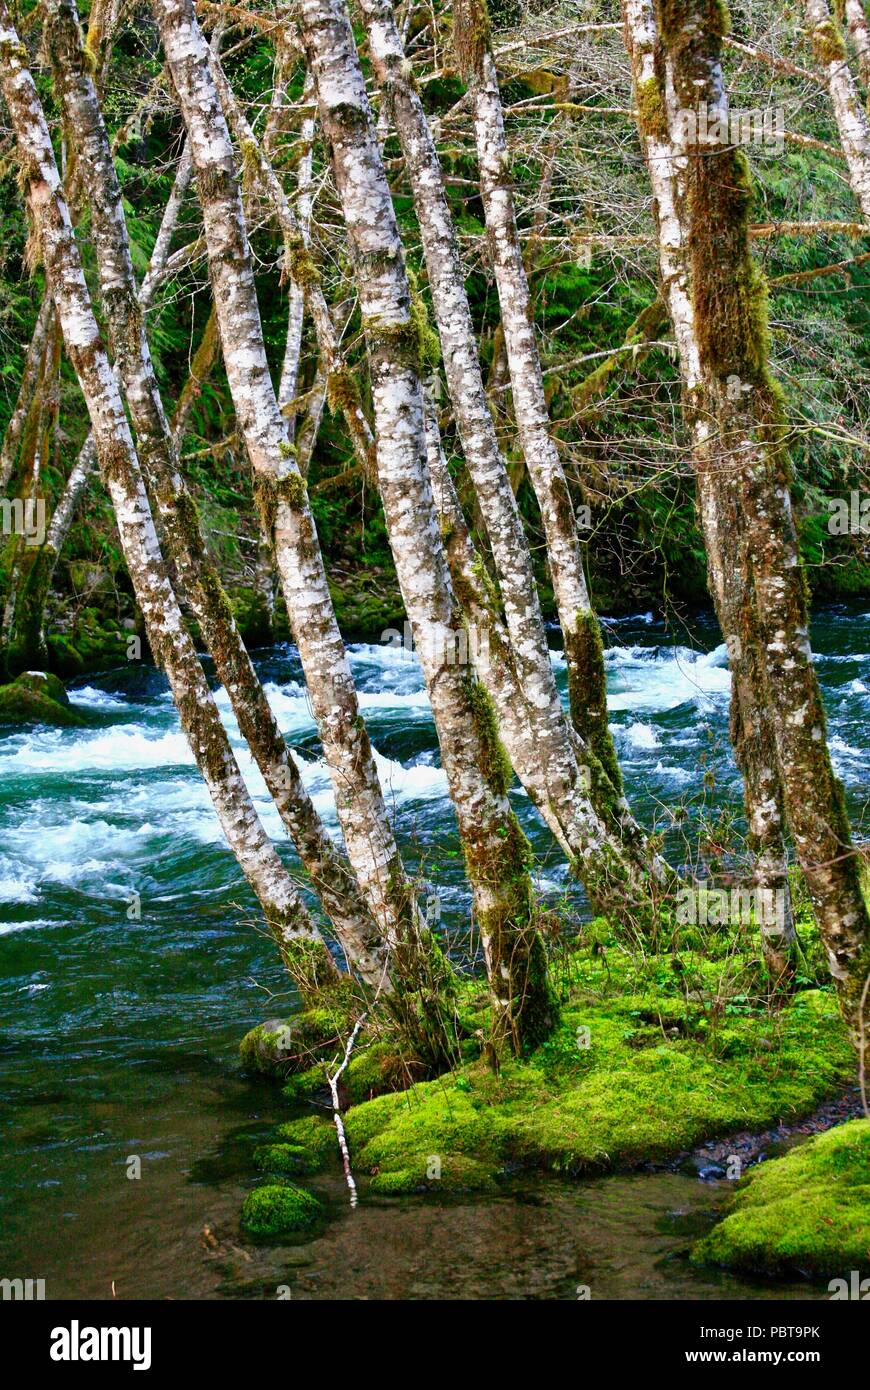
[327,1015,367,1209]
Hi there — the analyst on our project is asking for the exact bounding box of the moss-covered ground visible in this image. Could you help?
[242,918,858,1209]
[692,1119,870,1279]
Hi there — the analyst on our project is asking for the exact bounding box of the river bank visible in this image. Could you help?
[1,606,867,1297]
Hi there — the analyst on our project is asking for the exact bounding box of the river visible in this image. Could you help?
[1,606,866,1298]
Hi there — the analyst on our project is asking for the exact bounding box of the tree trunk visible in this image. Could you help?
[277,78,316,436]
[655,0,870,1041]
[296,0,558,1051]
[360,0,658,902]
[155,0,457,1063]
[807,0,870,221]
[0,2,337,996]
[0,296,55,495]
[45,0,388,990]
[622,0,798,981]
[844,0,870,91]
[452,0,626,816]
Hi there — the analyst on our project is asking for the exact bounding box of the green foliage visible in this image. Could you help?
[693,1120,870,1277]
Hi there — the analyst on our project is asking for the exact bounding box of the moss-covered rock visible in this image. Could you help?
[692,1119,870,1279]
[240,1183,322,1237]
[47,634,86,678]
[369,1153,498,1195]
[0,672,85,727]
[249,925,857,1215]
[14,670,70,705]
[239,1004,352,1077]
[253,1142,325,1177]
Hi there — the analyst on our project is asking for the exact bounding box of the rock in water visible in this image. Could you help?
[0,671,85,727]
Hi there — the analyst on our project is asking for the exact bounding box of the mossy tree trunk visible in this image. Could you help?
[360,0,660,911]
[45,0,388,991]
[155,0,458,1065]
[0,1,338,996]
[655,0,870,1043]
[295,0,559,1053]
[623,0,798,981]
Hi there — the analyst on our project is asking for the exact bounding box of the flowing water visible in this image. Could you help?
[1,606,867,1299]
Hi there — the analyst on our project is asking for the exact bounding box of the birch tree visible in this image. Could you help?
[43,0,389,989]
[153,0,458,1063]
[295,0,562,1050]
[359,0,660,897]
[0,3,339,998]
[806,0,870,222]
[451,0,625,812]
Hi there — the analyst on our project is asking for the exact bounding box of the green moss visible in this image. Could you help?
[253,1142,324,1176]
[336,952,854,1192]
[0,675,85,727]
[285,236,320,291]
[362,314,425,374]
[239,1003,354,1077]
[276,1114,337,1158]
[636,77,669,140]
[407,269,441,369]
[240,1183,322,1237]
[281,1040,411,1106]
[370,1153,498,1195]
[693,1120,870,1279]
[465,674,513,798]
[252,469,308,534]
[47,635,86,678]
[812,17,847,64]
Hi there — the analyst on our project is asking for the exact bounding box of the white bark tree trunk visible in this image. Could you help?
[0,2,336,994]
[452,0,626,815]
[360,0,657,896]
[807,0,870,221]
[296,0,565,1051]
[155,0,457,1062]
[845,0,870,90]
[46,0,387,989]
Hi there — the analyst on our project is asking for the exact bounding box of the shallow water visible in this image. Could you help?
[1,606,867,1299]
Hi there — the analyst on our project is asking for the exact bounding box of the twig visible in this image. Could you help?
[859,971,870,1122]
[327,1014,367,1209]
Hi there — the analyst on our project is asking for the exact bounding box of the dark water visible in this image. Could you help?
[1,607,866,1299]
